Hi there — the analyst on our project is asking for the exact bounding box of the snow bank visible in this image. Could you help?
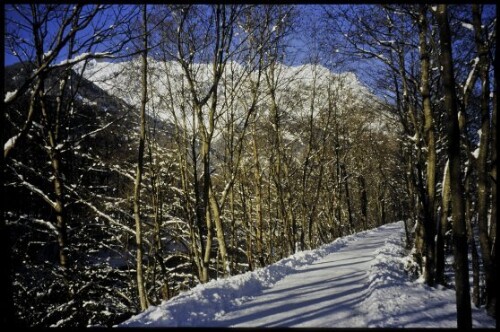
[362,224,495,328]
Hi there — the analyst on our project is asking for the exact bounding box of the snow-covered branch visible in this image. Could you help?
[52,52,115,69]
[31,217,59,235]
[64,115,127,151]
[4,89,18,103]
[463,57,479,96]
[8,165,58,210]
[4,133,20,156]
[64,184,138,239]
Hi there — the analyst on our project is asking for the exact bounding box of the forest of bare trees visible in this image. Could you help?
[2,4,496,328]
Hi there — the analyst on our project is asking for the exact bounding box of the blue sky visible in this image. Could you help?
[3,4,141,67]
[3,4,325,67]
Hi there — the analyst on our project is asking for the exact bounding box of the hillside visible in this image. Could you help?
[3,56,407,327]
[78,58,396,135]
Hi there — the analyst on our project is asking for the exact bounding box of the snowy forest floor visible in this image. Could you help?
[119,221,495,328]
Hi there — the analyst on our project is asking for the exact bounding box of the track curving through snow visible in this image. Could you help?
[209,224,397,327]
[119,221,495,328]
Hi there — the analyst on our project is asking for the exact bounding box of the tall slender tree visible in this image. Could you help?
[133,4,149,311]
[434,4,472,328]
[471,3,496,318]
[415,4,437,286]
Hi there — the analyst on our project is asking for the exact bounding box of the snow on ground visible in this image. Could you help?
[362,230,494,328]
[119,221,495,328]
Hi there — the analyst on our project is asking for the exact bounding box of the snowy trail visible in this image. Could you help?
[209,225,395,327]
[120,221,495,328]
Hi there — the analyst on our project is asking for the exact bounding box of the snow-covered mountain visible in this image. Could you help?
[77,58,395,137]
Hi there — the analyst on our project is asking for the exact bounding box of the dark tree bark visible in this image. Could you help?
[489,74,497,323]
[340,163,354,232]
[472,4,496,318]
[358,175,368,230]
[435,4,472,328]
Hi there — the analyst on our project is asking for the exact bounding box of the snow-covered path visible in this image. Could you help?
[120,221,495,328]
[210,226,390,327]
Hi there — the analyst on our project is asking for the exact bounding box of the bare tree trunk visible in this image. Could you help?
[418,5,436,286]
[32,4,72,282]
[205,24,230,276]
[37,65,72,303]
[239,183,253,271]
[358,175,368,230]
[229,184,236,273]
[191,113,208,283]
[464,168,481,307]
[133,4,149,311]
[489,74,497,322]
[472,4,496,318]
[209,184,230,276]
[267,67,293,255]
[308,162,324,247]
[435,160,450,284]
[376,184,386,227]
[340,162,354,233]
[176,5,237,281]
[201,136,213,282]
[435,5,472,328]
[38,78,69,274]
[266,180,276,261]
[146,119,170,302]
[251,122,265,266]
[334,139,343,234]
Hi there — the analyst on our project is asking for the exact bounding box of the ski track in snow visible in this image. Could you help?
[119,221,495,328]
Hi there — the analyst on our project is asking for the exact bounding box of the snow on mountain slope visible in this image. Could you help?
[118,221,495,328]
[76,58,389,136]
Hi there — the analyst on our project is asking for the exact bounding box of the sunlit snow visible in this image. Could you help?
[78,59,385,135]
[4,89,17,103]
[119,221,494,328]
